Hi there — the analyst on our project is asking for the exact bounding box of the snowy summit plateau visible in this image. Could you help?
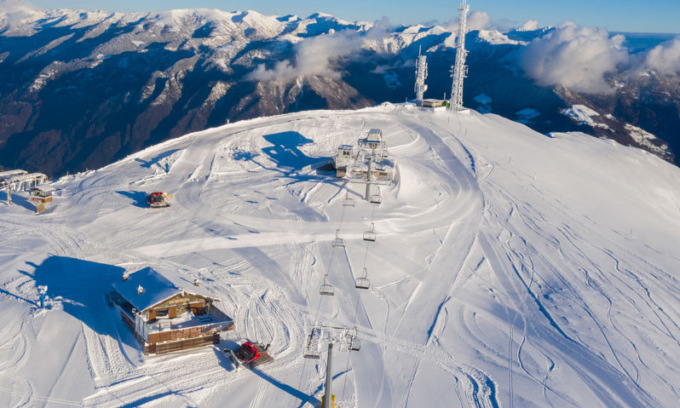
[1,103,680,407]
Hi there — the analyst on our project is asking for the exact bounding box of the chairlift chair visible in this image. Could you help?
[303,346,322,359]
[320,275,335,296]
[363,223,377,242]
[332,229,345,248]
[355,268,370,290]
[343,191,356,207]
[350,337,362,352]
[369,191,382,205]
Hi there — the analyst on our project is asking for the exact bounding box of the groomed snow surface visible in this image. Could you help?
[1,104,680,407]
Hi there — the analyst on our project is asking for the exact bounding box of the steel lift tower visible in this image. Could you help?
[449,0,470,111]
[414,46,428,106]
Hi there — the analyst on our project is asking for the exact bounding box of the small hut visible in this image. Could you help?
[421,99,447,109]
[29,185,53,213]
[109,267,234,355]
[334,145,354,177]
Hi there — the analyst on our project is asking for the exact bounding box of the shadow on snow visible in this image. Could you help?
[22,256,138,350]
[135,149,180,169]
[116,190,148,208]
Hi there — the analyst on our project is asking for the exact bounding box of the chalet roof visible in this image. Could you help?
[30,185,53,193]
[112,267,213,312]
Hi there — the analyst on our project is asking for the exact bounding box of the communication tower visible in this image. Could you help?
[414,46,428,105]
[449,0,470,111]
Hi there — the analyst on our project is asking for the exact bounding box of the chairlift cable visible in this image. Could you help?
[361,204,377,270]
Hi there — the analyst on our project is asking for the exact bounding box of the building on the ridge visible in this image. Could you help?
[421,99,447,109]
[28,185,53,213]
[108,267,234,355]
[335,145,354,178]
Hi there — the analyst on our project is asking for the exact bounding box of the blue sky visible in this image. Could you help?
[28,0,680,34]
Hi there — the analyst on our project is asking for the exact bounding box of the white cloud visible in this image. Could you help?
[519,22,629,93]
[0,0,40,32]
[639,37,680,75]
[518,20,540,32]
[248,18,392,82]
[444,10,490,32]
[467,11,490,31]
[248,32,363,81]
[0,0,38,18]
[0,0,34,12]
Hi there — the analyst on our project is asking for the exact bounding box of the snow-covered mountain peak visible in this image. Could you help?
[476,29,525,45]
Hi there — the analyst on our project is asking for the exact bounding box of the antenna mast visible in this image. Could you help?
[449,0,469,111]
[414,46,428,106]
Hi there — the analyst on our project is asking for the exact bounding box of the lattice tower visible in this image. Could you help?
[414,46,428,104]
[449,0,470,110]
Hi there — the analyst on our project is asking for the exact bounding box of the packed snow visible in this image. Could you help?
[1,104,680,407]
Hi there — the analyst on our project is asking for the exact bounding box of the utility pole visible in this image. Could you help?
[321,343,334,408]
[7,183,11,205]
[38,286,48,309]
[365,157,372,202]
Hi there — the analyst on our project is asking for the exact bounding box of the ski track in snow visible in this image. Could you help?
[1,105,680,407]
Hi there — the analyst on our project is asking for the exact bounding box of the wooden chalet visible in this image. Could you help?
[108,267,234,355]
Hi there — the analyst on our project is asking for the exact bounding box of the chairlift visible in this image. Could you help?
[369,191,382,205]
[343,192,356,207]
[350,337,362,351]
[355,268,370,290]
[332,229,345,248]
[363,223,376,242]
[320,275,335,296]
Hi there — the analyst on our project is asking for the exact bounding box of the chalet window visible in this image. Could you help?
[153,306,177,318]
[189,302,205,315]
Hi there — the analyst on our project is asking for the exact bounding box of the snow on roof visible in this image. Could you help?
[31,185,53,193]
[113,267,213,312]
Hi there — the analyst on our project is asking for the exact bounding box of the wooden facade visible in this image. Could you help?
[146,333,219,355]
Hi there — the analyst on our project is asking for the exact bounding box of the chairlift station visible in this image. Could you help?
[334,128,395,204]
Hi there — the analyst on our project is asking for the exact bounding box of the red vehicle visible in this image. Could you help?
[146,192,170,208]
[224,341,273,369]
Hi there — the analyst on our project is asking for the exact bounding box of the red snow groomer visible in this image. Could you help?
[224,341,273,369]
[146,192,170,208]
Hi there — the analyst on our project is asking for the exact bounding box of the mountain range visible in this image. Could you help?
[0,7,678,176]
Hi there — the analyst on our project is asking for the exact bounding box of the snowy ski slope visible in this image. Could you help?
[1,104,680,407]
